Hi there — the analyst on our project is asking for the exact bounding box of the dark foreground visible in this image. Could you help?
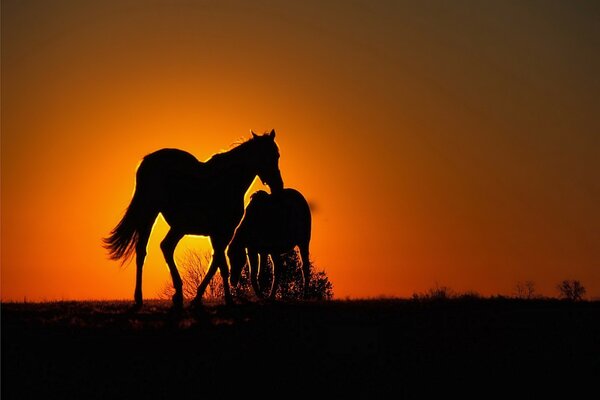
[2,299,599,398]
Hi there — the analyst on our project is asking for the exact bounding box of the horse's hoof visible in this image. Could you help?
[189,297,203,309]
[128,302,142,313]
[172,293,184,307]
[224,292,235,305]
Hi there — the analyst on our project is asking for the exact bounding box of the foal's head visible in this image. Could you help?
[228,190,271,286]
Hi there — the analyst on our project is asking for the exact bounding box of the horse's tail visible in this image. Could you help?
[102,188,147,265]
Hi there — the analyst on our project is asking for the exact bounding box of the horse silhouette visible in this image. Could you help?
[229,188,311,299]
[103,130,283,308]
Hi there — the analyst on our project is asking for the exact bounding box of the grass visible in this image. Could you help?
[2,298,599,398]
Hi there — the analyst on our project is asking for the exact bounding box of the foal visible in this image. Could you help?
[228,189,311,299]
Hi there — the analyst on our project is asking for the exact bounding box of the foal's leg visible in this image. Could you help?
[258,253,271,298]
[133,222,153,309]
[248,250,262,298]
[299,244,311,299]
[269,255,283,301]
[160,229,185,309]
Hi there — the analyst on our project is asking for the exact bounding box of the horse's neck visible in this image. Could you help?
[229,167,257,197]
[207,151,258,197]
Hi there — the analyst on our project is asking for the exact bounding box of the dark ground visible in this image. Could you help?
[2,298,599,398]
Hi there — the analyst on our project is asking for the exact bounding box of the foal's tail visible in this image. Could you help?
[102,189,146,265]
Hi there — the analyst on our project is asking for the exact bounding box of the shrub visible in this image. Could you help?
[556,280,586,301]
[514,280,537,300]
[252,251,334,300]
[412,284,454,301]
[158,249,333,301]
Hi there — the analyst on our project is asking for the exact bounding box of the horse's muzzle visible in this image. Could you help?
[268,174,284,194]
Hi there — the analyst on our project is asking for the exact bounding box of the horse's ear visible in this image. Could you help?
[251,130,258,138]
[269,129,276,138]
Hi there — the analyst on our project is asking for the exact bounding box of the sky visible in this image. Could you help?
[2,0,599,301]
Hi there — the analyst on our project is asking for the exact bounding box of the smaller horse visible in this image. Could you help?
[229,189,312,299]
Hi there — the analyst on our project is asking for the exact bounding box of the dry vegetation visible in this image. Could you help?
[2,296,599,398]
[159,250,333,301]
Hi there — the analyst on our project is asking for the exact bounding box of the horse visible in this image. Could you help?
[228,188,312,300]
[103,130,283,308]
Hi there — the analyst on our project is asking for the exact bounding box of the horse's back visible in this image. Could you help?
[133,148,205,207]
[271,188,311,251]
[283,188,311,244]
[281,188,311,230]
[281,188,310,214]
[137,148,203,179]
[141,148,202,169]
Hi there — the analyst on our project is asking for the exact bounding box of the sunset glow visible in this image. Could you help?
[2,1,599,301]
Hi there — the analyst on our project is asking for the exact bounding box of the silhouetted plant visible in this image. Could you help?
[159,250,250,301]
[412,284,454,301]
[556,280,586,301]
[159,250,333,301]
[514,280,537,299]
[456,290,482,300]
[256,251,334,300]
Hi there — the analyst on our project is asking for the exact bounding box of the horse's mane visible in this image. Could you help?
[208,138,247,161]
[205,135,259,169]
[250,190,270,202]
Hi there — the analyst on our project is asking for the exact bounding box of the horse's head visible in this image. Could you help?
[250,129,284,194]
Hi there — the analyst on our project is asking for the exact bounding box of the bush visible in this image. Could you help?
[556,280,586,301]
[252,250,334,300]
[158,249,334,302]
[412,284,454,301]
[514,280,537,300]
[158,250,226,301]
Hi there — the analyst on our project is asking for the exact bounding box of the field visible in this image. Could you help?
[2,298,599,398]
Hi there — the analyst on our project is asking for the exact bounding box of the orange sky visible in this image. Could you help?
[2,1,599,301]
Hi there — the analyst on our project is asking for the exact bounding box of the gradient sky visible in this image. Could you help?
[2,0,599,301]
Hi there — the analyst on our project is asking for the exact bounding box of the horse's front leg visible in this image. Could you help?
[193,243,234,306]
[193,254,219,306]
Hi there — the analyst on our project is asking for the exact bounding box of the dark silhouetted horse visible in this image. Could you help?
[103,130,283,308]
[229,188,311,299]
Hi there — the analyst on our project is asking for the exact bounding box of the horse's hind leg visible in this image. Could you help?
[299,244,311,299]
[134,221,154,308]
[160,229,184,309]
